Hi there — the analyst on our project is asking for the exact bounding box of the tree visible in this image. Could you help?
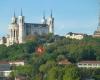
[63,65,80,80]
[47,66,58,80]
[10,65,33,80]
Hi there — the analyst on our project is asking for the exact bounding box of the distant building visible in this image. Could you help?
[58,59,71,65]
[15,76,26,80]
[77,61,100,68]
[0,61,25,80]
[0,10,54,46]
[93,15,100,37]
[9,61,24,66]
[0,37,6,45]
[0,62,11,78]
[0,38,3,45]
[65,32,87,40]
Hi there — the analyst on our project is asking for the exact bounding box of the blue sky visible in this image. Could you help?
[0,0,99,36]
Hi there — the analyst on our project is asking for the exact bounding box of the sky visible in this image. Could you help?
[0,0,99,37]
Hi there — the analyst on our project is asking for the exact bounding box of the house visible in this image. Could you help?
[15,75,27,80]
[58,59,71,65]
[65,32,87,40]
[9,61,24,66]
[77,61,100,68]
[0,62,11,80]
[0,37,6,45]
[0,61,25,80]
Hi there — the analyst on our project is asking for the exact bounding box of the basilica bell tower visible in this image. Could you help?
[47,10,54,34]
[18,9,25,43]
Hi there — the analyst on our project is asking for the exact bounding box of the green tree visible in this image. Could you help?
[47,66,58,80]
[10,65,33,80]
[63,65,80,80]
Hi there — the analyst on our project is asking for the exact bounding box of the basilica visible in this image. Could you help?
[0,10,54,46]
[93,15,100,37]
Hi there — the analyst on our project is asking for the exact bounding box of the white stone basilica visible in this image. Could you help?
[0,10,54,46]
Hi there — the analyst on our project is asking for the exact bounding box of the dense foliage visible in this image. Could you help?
[0,34,100,80]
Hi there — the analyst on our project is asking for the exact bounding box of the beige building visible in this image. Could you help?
[65,32,87,40]
[0,10,54,46]
[9,61,24,66]
[77,61,100,68]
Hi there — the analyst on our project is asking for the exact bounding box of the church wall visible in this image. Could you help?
[24,23,49,36]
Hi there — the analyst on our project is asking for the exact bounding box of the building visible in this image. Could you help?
[58,59,71,65]
[77,61,100,68]
[15,76,27,80]
[0,37,6,45]
[0,62,11,78]
[0,10,54,46]
[9,61,24,66]
[0,61,24,80]
[65,32,87,40]
[93,15,100,37]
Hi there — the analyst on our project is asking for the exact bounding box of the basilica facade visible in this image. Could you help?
[0,11,54,46]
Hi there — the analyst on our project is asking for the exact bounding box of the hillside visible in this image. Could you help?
[0,34,100,80]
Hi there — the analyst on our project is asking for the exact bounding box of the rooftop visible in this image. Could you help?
[67,32,87,35]
[58,59,71,65]
[78,61,100,64]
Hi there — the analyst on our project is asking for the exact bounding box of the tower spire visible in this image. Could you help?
[97,11,100,31]
[50,10,53,18]
[21,8,23,16]
[11,11,17,23]
[98,12,100,27]
[14,11,16,17]
[43,11,45,19]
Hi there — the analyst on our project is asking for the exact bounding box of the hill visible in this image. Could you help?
[0,34,100,80]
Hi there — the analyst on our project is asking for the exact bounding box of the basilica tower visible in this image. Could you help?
[93,14,100,37]
[18,9,25,43]
[96,14,100,31]
[41,11,47,24]
[8,12,19,45]
[47,11,54,34]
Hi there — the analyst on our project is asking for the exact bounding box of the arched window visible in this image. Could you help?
[14,30,15,37]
